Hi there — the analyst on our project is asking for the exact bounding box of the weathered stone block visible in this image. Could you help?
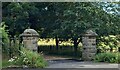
[20,29,39,52]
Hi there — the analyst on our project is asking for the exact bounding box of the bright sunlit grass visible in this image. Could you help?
[37,38,82,46]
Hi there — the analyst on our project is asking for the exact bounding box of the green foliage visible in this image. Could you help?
[94,52,120,63]
[3,2,39,37]
[97,35,119,53]
[3,2,120,38]
[0,22,9,43]
[2,2,120,57]
[0,22,9,54]
[9,47,47,68]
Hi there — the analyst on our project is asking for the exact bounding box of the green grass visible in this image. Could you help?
[37,38,82,46]
[2,59,11,68]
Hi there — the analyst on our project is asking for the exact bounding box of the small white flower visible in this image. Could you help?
[8,58,15,62]
[24,58,27,60]
[20,51,24,54]
[13,56,17,59]
[23,65,28,68]
[17,58,19,60]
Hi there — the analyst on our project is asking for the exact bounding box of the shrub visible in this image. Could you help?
[97,35,119,53]
[94,52,120,63]
[9,47,47,68]
[0,22,9,54]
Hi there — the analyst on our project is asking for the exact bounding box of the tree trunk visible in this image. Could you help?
[73,37,82,56]
[55,37,59,51]
[110,48,113,52]
[119,47,120,52]
[73,38,78,56]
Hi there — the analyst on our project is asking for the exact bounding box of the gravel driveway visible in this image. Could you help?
[46,59,119,68]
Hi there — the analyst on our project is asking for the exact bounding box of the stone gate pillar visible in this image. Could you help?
[82,30,98,61]
[20,29,39,52]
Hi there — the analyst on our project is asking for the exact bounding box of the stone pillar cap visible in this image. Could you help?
[83,30,98,36]
[20,29,39,37]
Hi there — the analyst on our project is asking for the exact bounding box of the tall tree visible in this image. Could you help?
[50,2,120,54]
[2,2,39,37]
[2,2,120,54]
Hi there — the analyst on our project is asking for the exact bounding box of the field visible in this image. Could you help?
[37,38,82,46]
[37,38,83,58]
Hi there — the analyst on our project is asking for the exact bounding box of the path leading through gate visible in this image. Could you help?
[44,55,118,68]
